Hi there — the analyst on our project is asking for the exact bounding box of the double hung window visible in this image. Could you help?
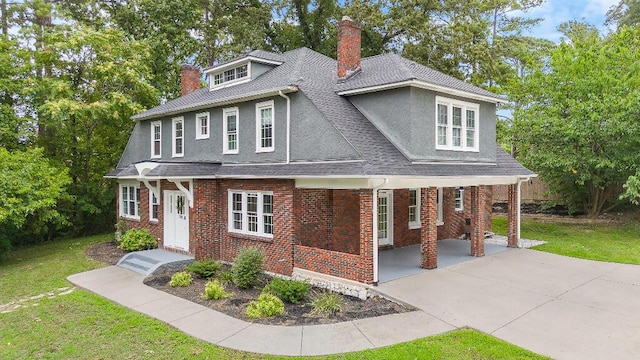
[435,97,479,151]
[228,190,274,238]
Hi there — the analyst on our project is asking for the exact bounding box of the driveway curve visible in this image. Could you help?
[376,249,640,360]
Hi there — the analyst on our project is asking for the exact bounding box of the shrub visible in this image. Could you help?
[169,271,192,287]
[264,278,311,304]
[310,291,342,316]
[217,270,234,284]
[201,279,233,300]
[246,293,284,318]
[118,229,157,251]
[232,246,264,289]
[186,259,221,278]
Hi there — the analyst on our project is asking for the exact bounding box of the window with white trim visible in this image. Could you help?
[435,96,479,151]
[120,184,140,219]
[454,187,464,211]
[196,112,210,140]
[223,107,239,154]
[228,190,274,238]
[172,117,184,157]
[213,64,249,87]
[256,100,274,152]
[151,121,161,158]
[150,192,159,221]
[408,188,421,229]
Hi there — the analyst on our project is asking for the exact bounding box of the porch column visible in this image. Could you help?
[420,187,438,269]
[359,189,374,284]
[507,184,518,248]
[470,186,486,257]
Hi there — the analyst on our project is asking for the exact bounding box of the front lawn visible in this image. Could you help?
[0,234,547,359]
[492,216,640,264]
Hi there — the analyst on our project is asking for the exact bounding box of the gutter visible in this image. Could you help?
[278,90,291,164]
[372,178,388,286]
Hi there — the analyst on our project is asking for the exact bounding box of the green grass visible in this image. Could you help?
[493,216,640,264]
[0,234,547,359]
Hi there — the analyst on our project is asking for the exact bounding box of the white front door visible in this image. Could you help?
[164,190,189,251]
[378,190,393,246]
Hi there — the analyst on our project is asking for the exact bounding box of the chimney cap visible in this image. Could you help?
[341,15,354,21]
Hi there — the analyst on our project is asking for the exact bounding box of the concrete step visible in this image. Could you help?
[116,249,194,276]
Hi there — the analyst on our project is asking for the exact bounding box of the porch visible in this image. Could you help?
[378,239,509,283]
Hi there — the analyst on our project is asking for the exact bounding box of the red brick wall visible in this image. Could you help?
[192,179,220,260]
[219,179,295,276]
[295,189,360,255]
[294,245,363,282]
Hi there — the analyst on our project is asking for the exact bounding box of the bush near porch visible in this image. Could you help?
[492,216,640,264]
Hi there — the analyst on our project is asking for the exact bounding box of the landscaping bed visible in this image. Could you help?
[86,242,414,326]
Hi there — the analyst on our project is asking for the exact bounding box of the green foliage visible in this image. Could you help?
[515,25,640,217]
[201,279,234,300]
[310,291,342,316]
[606,0,640,27]
[169,271,193,287]
[117,229,157,252]
[264,278,311,304]
[231,246,264,289]
[186,259,222,278]
[217,270,234,284]
[246,293,285,318]
[621,169,640,205]
[0,147,71,256]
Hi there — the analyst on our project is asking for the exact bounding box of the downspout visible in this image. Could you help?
[372,178,388,286]
[516,176,531,247]
[278,90,291,164]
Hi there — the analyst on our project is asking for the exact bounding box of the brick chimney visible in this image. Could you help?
[180,65,201,96]
[337,16,361,79]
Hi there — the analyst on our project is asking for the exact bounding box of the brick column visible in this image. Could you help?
[470,186,486,257]
[507,184,518,248]
[420,187,438,269]
[359,190,374,284]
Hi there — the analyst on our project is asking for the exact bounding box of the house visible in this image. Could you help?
[106,17,534,287]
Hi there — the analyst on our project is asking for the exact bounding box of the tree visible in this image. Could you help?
[0,147,71,255]
[515,24,640,216]
[606,0,640,27]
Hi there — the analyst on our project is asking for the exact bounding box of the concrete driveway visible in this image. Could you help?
[376,249,640,360]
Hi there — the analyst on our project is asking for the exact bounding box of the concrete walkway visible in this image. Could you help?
[68,250,640,358]
[67,266,453,356]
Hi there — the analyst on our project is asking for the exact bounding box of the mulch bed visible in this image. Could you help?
[86,241,415,326]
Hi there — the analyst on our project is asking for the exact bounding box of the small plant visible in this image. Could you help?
[217,270,234,284]
[114,217,129,244]
[232,246,264,289]
[118,229,157,251]
[201,279,233,300]
[169,271,192,287]
[310,291,342,316]
[264,278,311,304]
[246,293,284,318]
[186,259,221,278]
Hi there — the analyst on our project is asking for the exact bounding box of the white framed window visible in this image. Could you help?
[196,112,210,140]
[256,100,274,152]
[455,187,464,211]
[120,184,140,219]
[151,121,161,158]
[172,117,184,157]
[223,107,239,154]
[435,96,479,152]
[211,63,250,88]
[228,190,274,238]
[437,188,443,225]
[408,188,421,229]
[150,192,159,221]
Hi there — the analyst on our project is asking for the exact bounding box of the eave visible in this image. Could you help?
[337,79,506,104]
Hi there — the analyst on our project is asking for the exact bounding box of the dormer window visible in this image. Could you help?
[212,64,249,87]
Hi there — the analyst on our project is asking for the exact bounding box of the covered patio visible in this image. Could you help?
[378,239,510,283]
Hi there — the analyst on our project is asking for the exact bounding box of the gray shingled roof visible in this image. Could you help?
[114,47,533,180]
[335,53,504,101]
[203,50,286,72]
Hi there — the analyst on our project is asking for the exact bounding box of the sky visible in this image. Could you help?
[520,0,620,42]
